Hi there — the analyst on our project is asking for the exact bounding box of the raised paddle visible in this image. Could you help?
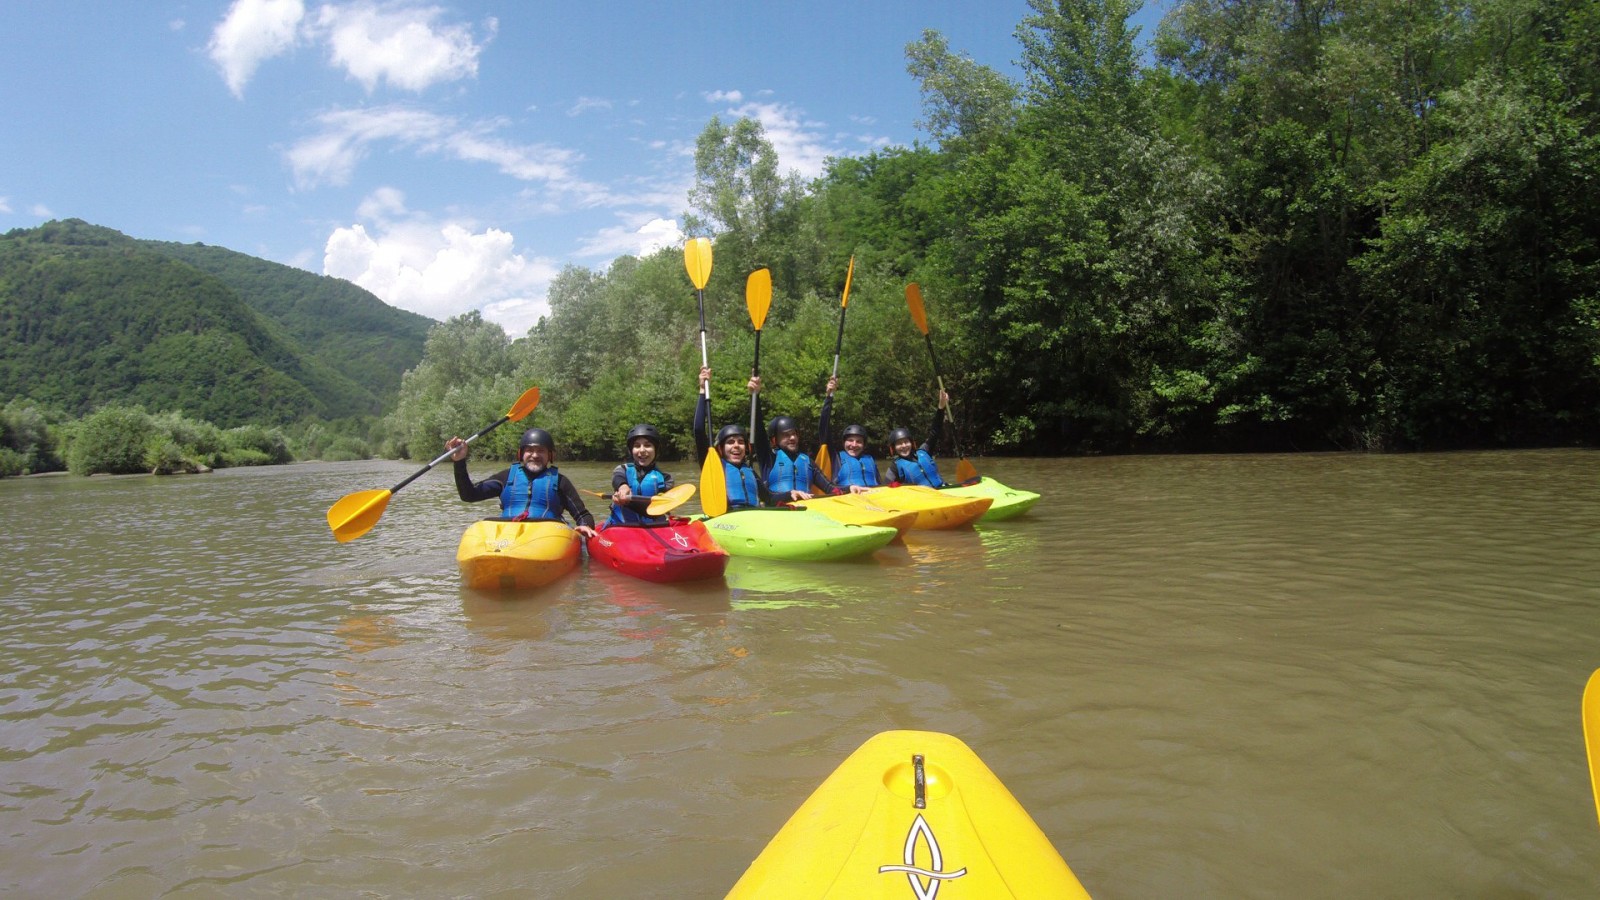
[816,255,855,480]
[581,483,697,517]
[326,386,540,542]
[1586,669,1600,828]
[746,268,773,438]
[905,283,979,484]
[685,238,728,517]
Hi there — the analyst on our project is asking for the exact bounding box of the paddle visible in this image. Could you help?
[581,483,697,517]
[326,386,541,542]
[685,238,728,517]
[905,283,978,484]
[1586,669,1600,828]
[817,255,854,480]
[746,267,773,439]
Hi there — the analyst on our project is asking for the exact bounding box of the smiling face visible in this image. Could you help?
[629,437,656,467]
[843,435,865,457]
[720,435,748,464]
[520,444,552,473]
[892,437,915,458]
[775,428,800,453]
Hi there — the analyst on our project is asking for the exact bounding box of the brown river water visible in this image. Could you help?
[2,451,1598,897]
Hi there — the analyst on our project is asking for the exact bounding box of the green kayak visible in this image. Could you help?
[694,507,897,561]
[942,477,1041,522]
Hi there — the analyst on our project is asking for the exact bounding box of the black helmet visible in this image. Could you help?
[626,423,660,447]
[842,424,869,439]
[519,427,555,450]
[887,426,913,446]
[767,415,798,438]
[715,424,748,448]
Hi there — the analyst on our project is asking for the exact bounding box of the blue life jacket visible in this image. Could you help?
[766,449,814,496]
[500,464,564,520]
[607,464,669,525]
[723,459,762,509]
[832,452,879,488]
[891,450,943,488]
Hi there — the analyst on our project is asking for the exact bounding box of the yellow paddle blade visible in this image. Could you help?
[746,268,773,330]
[699,447,728,517]
[507,385,541,420]
[905,282,929,335]
[840,255,855,308]
[816,444,833,479]
[646,483,696,516]
[685,237,713,289]
[955,456,979,484]
[1586,669,1600,828]
[327,489,392,542]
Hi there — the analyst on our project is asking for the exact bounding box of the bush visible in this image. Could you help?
[223,424,293,465]
[0,447,26,477]
[1,399,66,475]
[68,405,154,475]
[321,435,371,461]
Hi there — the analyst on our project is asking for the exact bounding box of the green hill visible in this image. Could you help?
[0,219,432,427]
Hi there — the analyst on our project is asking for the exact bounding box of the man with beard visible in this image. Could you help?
[446,427,597,537]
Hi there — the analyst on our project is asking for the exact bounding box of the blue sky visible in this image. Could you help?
[2,1,1165,335]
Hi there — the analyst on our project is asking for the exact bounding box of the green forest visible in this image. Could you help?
[4,0,1598,477]
[393,0,1600,464]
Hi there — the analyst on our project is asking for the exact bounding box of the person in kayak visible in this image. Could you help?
[886,390,951,488]
[693,366,772,510]
[762,406,839,504]
[446,427,597,537]
[608,423,674,525]
[816,375,879,494]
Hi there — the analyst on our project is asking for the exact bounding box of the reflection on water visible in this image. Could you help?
[2,454,1599,897]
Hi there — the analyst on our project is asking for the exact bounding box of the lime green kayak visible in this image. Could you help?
[942,477,1041,522]
[694,508,897,561]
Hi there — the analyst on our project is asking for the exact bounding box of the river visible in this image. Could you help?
[2,451,1597,897]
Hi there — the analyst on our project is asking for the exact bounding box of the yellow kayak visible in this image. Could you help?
[727,730,1091,898]
[455,519,580,591]
[790,494,918,537]
[860,485,993,530]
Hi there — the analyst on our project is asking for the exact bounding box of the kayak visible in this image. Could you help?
[587,519,729,583]
[455,519,581,591]
[789,494,918,537]
[726,730,1091,898]
[858,485,993,530]
[696,508,898,561]
[941,477,1041,522]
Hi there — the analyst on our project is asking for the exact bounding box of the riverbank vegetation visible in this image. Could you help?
[5,0,1597,477]
[389,0,1600,460]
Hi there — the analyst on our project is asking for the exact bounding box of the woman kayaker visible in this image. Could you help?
[886,390,950,488]
[446,427,597,537]
[763,407,839,503]
[816,375,879,494]
[693,366,772,510]
[607,423,674,525]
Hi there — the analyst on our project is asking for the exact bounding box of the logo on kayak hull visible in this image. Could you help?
[877,813,967,899]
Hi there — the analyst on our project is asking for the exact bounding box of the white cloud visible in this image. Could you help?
[313,3,484,93]
[208,0,305,98]
[726,100,839,180]
[575,216,683,259]
[31,204,55,218]
[0,197,11,214]
[322,189,559,335]
[567,97,612,117]
[703,90,743,104]
[286,106,585,191]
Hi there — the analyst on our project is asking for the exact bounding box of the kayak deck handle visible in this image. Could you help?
[913,754,926,809]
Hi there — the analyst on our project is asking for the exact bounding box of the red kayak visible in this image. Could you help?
[587,519,730,583]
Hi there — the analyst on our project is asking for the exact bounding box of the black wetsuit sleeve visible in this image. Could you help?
[811,463,838,495]
[557,475,596,529]
[454,461,508,502]
[817,393,834,448]
[693,394,711,459]
[925,405,945,455]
